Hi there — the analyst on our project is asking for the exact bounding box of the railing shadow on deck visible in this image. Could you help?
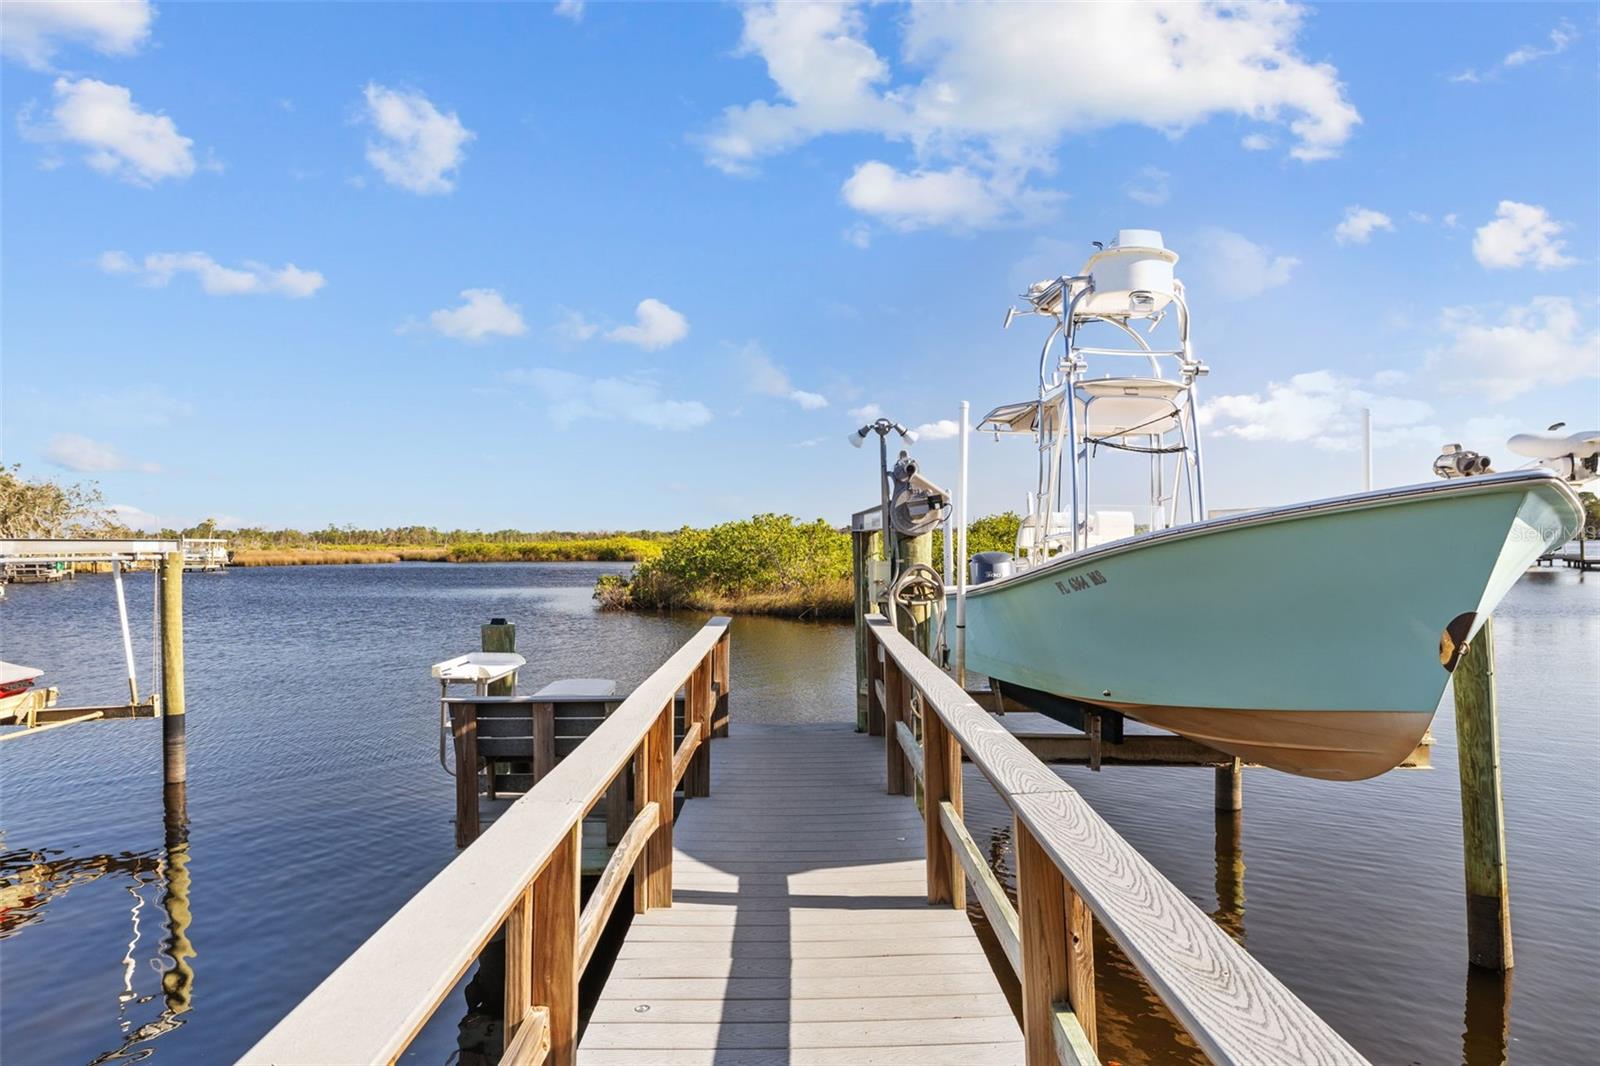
[237,617,732,1066]
[865,615,1369,1066]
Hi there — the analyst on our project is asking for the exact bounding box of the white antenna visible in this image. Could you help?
[1362,407,1373,491]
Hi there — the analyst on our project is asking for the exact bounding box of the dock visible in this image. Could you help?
[580,724,1022,1064]
[243,616,1366,1066]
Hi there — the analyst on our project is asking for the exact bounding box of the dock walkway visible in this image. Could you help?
[580,724,1022,1064]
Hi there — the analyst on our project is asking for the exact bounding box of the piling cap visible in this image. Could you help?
[489,617,509,626]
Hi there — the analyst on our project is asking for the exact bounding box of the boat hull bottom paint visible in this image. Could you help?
[1098,703,1433,781]
[961,471,1583,781]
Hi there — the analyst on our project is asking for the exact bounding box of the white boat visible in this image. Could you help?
[953,230,1584,780]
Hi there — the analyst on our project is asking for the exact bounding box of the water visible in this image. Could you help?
[1,563,1594,1064]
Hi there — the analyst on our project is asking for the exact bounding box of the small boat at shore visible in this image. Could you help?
[957,230,1584,780]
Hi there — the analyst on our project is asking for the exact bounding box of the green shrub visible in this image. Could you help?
[622,514,851,610]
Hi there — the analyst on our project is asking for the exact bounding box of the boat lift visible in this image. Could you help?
[0,538,180,739]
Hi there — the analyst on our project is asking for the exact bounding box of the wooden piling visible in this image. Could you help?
[451,705,480,847]
[1453,618,1513,970]
[481,618,517,697]
[159,551,187,786]
[1215,758,1242,812]
[640,703,674,909]
[685,659,712,798]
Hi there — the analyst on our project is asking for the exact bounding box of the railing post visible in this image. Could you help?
[450,703,480,847]
[686,657,712,798]
[1017,818,1097,1064]
[504,885,533,1054]
[883,655,906,795]
[533,822,580,1066]
[711,633,731,738]
[922,706,964,909]
[641,702,675,909]
[867,630,885,736]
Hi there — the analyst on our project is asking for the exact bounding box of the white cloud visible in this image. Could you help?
[100,250,325,297]
[1452,21,1579,85]
[426,289,527,341]
[554,308,600,341]
[605,298,689,350]
[1123,166,1170,207]
[1504,20,1578,67]
[1,0,153,70]
[843,222,872,249]
[1428,297,1599,401]
[105,502,163,531]
[45,433,160,473]
[360,83,473,194]
[739,344,829,409]
[1240,133,1274,151]
[509,368,711,430]
[704,2,1359,229]
[841,162,1024,231]
[553,0,585,22]
[1333,205,1394,245]
[1202,370,1436,452]
[1472,201,1576,271]
[1408,211,1431,224]
[1442,213,1459,228]
[27,77,195,185]
[1191,227,1299,300]
[913,419,960,441]
[849,403,883,420]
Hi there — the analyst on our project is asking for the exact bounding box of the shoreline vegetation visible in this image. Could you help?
[6,461,1018,618]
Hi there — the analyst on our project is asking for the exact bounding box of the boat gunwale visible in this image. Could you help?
[963,468,1582,599]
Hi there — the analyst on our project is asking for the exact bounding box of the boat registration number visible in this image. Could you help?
[1054,569,1107,596]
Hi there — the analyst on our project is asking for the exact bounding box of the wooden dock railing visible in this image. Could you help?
[240,617,732,1066]
[866,616,1368,1066]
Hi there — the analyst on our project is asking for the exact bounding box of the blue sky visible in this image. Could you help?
[2,1,1596,531]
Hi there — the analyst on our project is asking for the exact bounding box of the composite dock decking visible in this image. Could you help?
[579,723,1024,1065]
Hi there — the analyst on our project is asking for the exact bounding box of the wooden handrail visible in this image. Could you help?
[866,616,1365,1066]
[241,617,732,1066]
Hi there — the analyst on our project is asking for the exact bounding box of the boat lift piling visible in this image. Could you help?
[160,551,188,786]
[1452,618,1513,970]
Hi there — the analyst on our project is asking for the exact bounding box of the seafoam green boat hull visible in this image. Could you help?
[960,471,1581,779]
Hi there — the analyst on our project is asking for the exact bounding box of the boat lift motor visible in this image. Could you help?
[888,453,951,538]
[1433,444,1493,480]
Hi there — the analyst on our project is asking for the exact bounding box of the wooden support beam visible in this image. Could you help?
[451,704,480,847]
[577,802,660,973]
[671,721,702,788]
[532,823,580,1066]
[502,1006,550,1066]
[922,709,963,909]
[641,703,675,910]
[160,551,187,786]
[941,801,1019,976]
[1454,618,1513,970]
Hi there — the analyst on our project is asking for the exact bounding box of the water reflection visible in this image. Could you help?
[1461,968,1512,1066]
[1212,809,1245,942]
[0,784,195,1064]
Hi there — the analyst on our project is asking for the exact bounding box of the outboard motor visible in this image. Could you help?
[888,452,951,537]
[969,551,1014,585]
